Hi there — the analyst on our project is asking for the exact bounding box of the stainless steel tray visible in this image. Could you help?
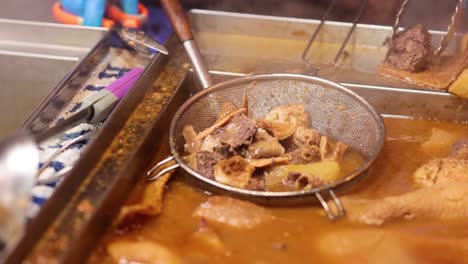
[6,9,468,264]
[0,19,107,140]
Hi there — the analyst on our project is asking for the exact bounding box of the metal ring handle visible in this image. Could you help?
[315,189,345,220]
[147,156,179,181]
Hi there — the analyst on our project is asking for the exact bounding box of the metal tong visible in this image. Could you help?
[392,0,465,57]
[302,0,368,75]
[35,67,145,184]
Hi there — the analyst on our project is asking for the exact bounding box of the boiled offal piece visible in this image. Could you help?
[212,114,256,150]
[214,156,254,188]
[257,104,309,140]
[342,183,468,226]
[195,151,223,179]
[385,24,432,72]
[247,129,285,159]
[193,196,273,229]
[341,139,468,225]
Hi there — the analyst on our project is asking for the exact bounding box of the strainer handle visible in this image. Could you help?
[315,190,345,220]
[160,0,213,89]
[147,156,180,181]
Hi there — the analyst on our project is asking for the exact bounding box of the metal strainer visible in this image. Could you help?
[148,0,385,220]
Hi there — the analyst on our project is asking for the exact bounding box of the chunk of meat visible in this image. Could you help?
[287,145,321,164]
[264,104,309,128]
[256,119,297,140]
[385,24,432,72]
[317,228,468,264]
[213,156,254,188]
[200,135,223,153]
[291,126,321,147]
[193,196,273,229]
[449,138,468,159]
[319,136,349,162]
[413,158,468,186]
[182,125,200,154]
[284,172,325,190]
[212,114,256,149]
[248,139,285,159]
[247,177,266,191]
[254,128,275,141]
[341,183,468,225]
[107,239,181,264]
[195,151,223,179]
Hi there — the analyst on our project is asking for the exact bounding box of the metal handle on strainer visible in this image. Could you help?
[315,190,345,220]
[147,156,179,181]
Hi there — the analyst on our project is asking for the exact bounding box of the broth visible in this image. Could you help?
[88,118,468,263]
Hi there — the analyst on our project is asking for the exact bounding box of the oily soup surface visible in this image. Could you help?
[89,118,468,264]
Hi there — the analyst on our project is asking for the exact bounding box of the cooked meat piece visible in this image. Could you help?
[200,135,223,153]
[254,128,275,141]
[341,182,468,225]
[256,119,297,140]
[197,108,246,140]
[195,151,223,179]
[332,142,349,161]
[247,177,266,191]
[212,114,256,149]
[413,158,468,186]
[213,156,254,188]
[317,229,468,264]
[320,136,349,162]
[216,101,239,122]
[193,196,273,229]
[385,24,432,72]
[183,125,200,154]
[264,104,309,128]
[107,239,182,264]
[186,219,227,254]
[248,139,285,159]
[256,104,310,140]
[291,126,321,147]
[284,172,325,190]
[449,138,468,159]
[287,145,321,164]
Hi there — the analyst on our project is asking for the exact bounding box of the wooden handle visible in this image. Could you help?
[160,0,193,42]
